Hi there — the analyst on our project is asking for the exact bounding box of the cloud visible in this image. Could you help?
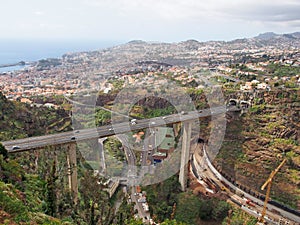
[214,0,300,22]
[34,11,45,16]
[80,0,300,25]
[1,0,300,40]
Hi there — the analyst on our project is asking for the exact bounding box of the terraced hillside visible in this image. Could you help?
[0,92,71,141]
[214,89,300,210]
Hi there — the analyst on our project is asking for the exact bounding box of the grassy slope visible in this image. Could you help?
[215,90,300,209]
[0,93,71,141]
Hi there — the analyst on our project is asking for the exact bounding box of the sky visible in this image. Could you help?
[1,0,300,43]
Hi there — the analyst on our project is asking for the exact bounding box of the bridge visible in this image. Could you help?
[2,106,226,202]
[2,104,299,224]
[3,106,226,152]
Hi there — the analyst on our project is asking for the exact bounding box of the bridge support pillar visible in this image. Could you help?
[67,143,78,204]
[179,121,192,191]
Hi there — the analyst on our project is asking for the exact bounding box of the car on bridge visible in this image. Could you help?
[12,145,21,150]
[131,119,137,125]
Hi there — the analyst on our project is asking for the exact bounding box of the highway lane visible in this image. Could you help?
[200,146,300,224]
[2,106,226,153]
[116,134,137,179]
[191,153,288,224]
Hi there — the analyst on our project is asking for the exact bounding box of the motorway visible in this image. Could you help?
[191,145,300,224]
[115,135,151,223]
[2,106,226,153]
[2,102,299,223]
[116,135,137,182]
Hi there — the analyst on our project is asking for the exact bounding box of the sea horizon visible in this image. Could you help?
[0,39,123,65]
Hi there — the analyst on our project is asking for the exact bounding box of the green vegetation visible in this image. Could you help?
[108,78,125,90]
[104,137,124,161]
[130,95,178,119]
[142,175,180,223]
[102,137,125,177]
[161,219,187,225]
[0,144,119,224]
[0,92,118,224]
[0,71,299,224]
[0,92,71,141]
[77,172,114,225]
[142,175,231,224]
[144,106,176,118]
[37,58,62,68]
[95,108,111,126]
[266,62,300,77]
[249,103,266,114]
[175,193,230,223]
[222,208,257,225]
[125,218,144,225]
[113,197,135,224]
[0,153,65,224]
[216,90,299,209]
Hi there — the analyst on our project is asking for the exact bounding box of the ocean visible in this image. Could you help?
[0,39,121,67]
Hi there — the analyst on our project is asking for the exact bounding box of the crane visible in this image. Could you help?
[258,158,287,224]
[170,203,176,220]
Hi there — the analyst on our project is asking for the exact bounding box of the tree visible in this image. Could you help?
[142,175,181,222]
[0,143,8,160]
[45,159,58,217]
[223,209,257,225]
[212,201,230,221]
[113,197,135,224]
[125,218,144,225]
[198,199,214,220]
[95,109,111,126]
[175,192,202,224]
[78,171,114,225]
[161,219,187,225]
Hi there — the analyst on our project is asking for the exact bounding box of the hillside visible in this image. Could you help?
[80,84,299,211]
[0,93,118,224]
[214,89,300,210]
[0,92,71,141]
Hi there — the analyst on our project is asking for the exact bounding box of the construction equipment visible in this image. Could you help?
[258,158,287,224]
[170,203,176,220]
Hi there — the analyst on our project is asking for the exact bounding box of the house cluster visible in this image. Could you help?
[1,37,299,101]
[240,80,270,91]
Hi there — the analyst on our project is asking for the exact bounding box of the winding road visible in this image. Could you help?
[190,145,300,224]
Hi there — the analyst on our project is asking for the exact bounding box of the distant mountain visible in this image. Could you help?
[254,32,300,40]
[255,32,277,40]
[127,40,147,45]
[290,32,300,38]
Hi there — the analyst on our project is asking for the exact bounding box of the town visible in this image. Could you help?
[0,32,299,225]
[1,33,300,106]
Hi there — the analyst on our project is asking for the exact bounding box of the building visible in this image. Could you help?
[104,178,120,198]
[154,127,175,154]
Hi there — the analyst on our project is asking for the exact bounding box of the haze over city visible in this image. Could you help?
[1,0,300,42]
